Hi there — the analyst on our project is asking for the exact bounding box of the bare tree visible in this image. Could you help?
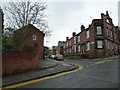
[4,0,51,36]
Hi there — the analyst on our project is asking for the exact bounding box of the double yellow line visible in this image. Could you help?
[2,63,83,89]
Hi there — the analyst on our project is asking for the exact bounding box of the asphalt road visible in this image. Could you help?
[18,57,119,88]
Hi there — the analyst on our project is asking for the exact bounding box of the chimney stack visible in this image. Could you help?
[72,32,76,37]
[81,25,85,32]
[66,37,69,41]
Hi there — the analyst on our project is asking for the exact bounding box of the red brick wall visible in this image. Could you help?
[101,13,119,55]
[57,46,64,55]
[52,50,57,55]
[52,46,57,55]
[14,24,45,60]
[2,49,39,76]
[85,24,96,56]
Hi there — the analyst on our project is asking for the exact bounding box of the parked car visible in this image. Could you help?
[54,54,64,61]
[51,55,56,59]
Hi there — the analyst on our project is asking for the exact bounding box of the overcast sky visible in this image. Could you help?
[44,0,119,48]
[0,0,119,48]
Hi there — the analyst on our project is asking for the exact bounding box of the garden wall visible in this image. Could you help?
[2,48,39,76]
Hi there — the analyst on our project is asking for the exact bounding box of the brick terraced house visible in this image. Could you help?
[56,41,65,55]
[51,46,57,55]
[52,41,65,56]
[64,11,120,58]
[14,24,45,60]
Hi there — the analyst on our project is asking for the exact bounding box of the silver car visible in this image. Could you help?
[51,55,56,59]
[54,54,64,61]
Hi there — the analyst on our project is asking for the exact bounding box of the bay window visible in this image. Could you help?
[97,26,102,35]
[97,40,103,49]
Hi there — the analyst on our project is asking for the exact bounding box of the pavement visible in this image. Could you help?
[2,55,120,88]
[2,59,78,87]
[74,54,120,61]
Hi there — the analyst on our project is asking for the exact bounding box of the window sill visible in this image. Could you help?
[96,48,103,49]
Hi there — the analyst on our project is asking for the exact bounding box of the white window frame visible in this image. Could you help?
[64,44,65,48]
[33,34,36,40]
[74,45,76,52]
[67,42,68,46]
[78,35,80,42]
[69,48,70,53]
[106,28,109,36]
[74,36,76,44]
[78,45,81,52]
[69,48,72,53]
[108,40,110,49]
[97,40,103,49]
[86,30,89,38]
[69,40,71,46]
[97,26,102,35]
[86,42,90,50]
[106,19,110,24]
[67,49,68,54]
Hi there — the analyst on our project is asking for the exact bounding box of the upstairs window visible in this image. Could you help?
[97,40,103,49]
[74,36,76,44]
[32,34,36,40]
[86,30,89,38]
[69,40,71,46]
[97,26,102,35]
[110,30,112,37]
[78,35,80,42]
[106,28,109,36]
[67,42,68,46]
[106,18,110,24]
